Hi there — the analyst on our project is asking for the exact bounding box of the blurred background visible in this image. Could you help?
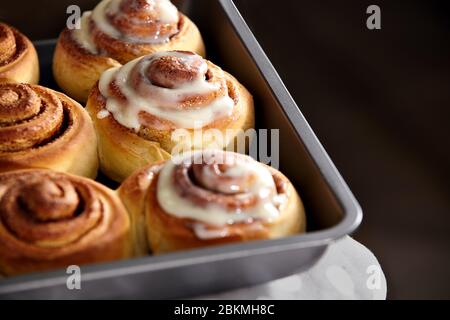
[233,0,450,299]
[1,0,449,299]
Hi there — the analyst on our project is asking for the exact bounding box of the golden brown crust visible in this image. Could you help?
[0,23,39,85]
[118,162,165,255]
[87,87,172,182]
[0,169,132,276]
[53,0,205,103]
[52,28,121,103]
[118,152,306,254]
[0,83,99,179]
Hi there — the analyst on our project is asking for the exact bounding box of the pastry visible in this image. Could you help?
[86,50,254,182]
[0,83,98,178]
[0,169,132,276]
[118,150,305,255]
[0,22,39,84]
[53,0,205,102]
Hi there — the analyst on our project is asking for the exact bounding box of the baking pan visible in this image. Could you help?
[0,0,362,299]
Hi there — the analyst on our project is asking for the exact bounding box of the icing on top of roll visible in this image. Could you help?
[73,12,98,53]
[98,51,235,130]
[156,150,287,229]
[73,0,179,53]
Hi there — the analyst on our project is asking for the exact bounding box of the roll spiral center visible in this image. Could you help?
[19,179,79,221]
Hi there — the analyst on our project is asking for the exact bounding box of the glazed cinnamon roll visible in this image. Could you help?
[0,83,98,178]
[0,169,132,276]
[53,0,205,102]
[0,23,39,84]
[118,150,305,255]
[87,51,254,182]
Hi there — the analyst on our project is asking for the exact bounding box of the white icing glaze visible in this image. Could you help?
[73,0,180,50]
[153,0,179,23]
[156,151,283,228]
[91,0,122,40]
[193,221,266,240]
[97,109,111,119]
[98,52,235,130]
[73,12,98,54]
[192,224,230,240]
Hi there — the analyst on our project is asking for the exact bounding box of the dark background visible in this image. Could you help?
[233,0,450,299]
[1,0,450,299]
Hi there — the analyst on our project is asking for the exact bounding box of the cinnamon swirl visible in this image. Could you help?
[87,51,254,182]
[0,169,132,276]
[0,23,39,85]
[118,150,305,255]
[0,83,98,178]
[53,0,205,102]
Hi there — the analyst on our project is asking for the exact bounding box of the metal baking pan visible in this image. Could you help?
[0,0,362,299]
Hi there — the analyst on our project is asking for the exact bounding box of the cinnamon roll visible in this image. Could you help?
[86,51,254,182]
[53,0,205,102]
[118,150,305,255]
[0,169,132,276]
[0,23,39,84]
[0,83,98,178]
